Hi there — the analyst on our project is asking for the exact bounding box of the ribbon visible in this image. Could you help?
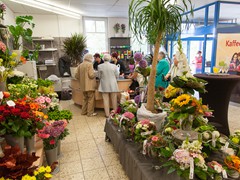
[141,130,153,136]
[212,132,216,147]
[222,169,228,179]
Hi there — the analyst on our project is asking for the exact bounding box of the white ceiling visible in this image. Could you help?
[2,0,240,19]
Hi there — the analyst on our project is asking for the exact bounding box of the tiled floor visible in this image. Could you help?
[51,100,240,180]
[52,100,128,180]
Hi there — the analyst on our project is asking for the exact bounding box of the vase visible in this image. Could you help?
[45,147,58,166]
[57,140,61,158]
[25,136,35,155]
[0,81,6,91]
[5,135,24,152]
[180,115,194,131]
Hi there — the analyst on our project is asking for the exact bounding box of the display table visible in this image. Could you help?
[104,119,182,180]
[194,74,240,135]
[71,78,132,108]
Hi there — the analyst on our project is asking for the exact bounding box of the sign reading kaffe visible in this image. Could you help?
[216,33,240,71]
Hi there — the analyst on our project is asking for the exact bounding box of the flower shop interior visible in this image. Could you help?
[0,0,240,180]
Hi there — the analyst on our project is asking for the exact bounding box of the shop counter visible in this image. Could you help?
[71,78,132,108]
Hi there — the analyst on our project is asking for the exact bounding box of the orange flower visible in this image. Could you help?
[43,115,48,119]
[20,56,26,64]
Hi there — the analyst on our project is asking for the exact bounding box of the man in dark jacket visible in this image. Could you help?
[93,53,104,71]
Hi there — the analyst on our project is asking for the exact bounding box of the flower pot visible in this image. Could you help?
[0,81,6,91]
[25,136,35,155]
[45,147,58,166]
[57,140,61,158]
[5,135,24,152]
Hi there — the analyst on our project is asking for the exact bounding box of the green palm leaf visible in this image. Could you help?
[129,0,193,112]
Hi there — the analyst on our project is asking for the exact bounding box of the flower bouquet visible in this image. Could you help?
[119,112,137,139]
[134,119,156,142]
[229,130,240,156]
[0,41,25,83]
[120,100,138,115]
[7,70,25,84]
[162,139,217,180]
[171,73,207,95]
[164,84,183,99]
[135,59,151,85]
[113,23,120,33]
[8,83,38,100]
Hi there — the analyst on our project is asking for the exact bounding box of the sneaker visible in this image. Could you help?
[88,112,97,117]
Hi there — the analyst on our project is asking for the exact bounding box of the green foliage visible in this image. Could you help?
[36,78,54,87]
[63,33,87,67]
[171,75,208,94]
[22,43,40,61]
[7,83,38,100]
[8,15,35,50]
[129,0,193,45]
[47,109,72,121]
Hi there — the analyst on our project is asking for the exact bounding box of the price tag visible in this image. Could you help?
[189,157,194,179]
[222,169,228,179]
[142,139,148,155]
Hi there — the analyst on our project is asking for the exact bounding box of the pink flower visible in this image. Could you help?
[45,97,51,104]
[38,133,50,139]
[140,119,150,125]
[0,41,6,52]
[151,136,159,142]
[39,99,45,104]
[123,112,135,119]
[204,111,213,117]
[173,149,191,165]
[49,139,55,145]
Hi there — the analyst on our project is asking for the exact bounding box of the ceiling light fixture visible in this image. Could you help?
[9,0,81,19]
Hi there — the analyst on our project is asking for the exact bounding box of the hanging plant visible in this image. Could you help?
[121,24,126,33]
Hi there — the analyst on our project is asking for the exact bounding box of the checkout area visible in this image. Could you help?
[71,78,132,108]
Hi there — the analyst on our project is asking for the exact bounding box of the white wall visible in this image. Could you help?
[15,13,83,37]
[108,17,129,38]
[3,5,15,26]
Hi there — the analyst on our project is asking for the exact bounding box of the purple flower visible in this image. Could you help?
[139,59,148,68]
[134,52,142,62]
[134,95,141,105]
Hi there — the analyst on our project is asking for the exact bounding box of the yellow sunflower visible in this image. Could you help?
[174,94,191,107]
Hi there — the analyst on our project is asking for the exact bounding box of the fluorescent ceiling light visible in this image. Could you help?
[9,0,82,19]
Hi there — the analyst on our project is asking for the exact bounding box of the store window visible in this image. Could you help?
[83,17,108,54]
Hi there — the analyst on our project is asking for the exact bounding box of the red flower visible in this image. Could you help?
[20,112,30,119]
[0,105,5,112]
[49,139,55,145]
[0,115,5,122]
[11,108,21,115]
[3,110,11,116]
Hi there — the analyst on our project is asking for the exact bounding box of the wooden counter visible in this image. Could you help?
[71,78,132,108]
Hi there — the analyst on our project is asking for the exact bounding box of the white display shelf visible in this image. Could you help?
[29,48,57,52]
[32,38,54,41]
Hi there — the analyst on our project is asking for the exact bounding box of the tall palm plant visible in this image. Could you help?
[63,33,87,67]
[129,0,193,112]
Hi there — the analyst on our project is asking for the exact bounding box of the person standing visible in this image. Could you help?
[111,52,126,76]
[98,54,119,117]
[75,54,97,116]
[93,53,104,71]
[155,51,170,89]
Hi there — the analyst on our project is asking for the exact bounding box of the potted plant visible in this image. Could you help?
[63,33,87,77]
[113,23,120,37]
[129,0,193,113]
[121,24,126,36]
[8,15,35,62]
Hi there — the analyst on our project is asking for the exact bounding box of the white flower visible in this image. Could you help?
[7,100,15,107]
[143,124,148,128]
[0,66,5,72]
[202,132,211,140]
[8,70,25,78]
[221,147,235,155]
[214,165,222,173]
[136,124,142,129]
[0,91,3,99]
[212,131,220,138]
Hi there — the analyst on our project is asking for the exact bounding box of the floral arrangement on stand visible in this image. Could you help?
[135,59,151,85]
[134,119,156,142]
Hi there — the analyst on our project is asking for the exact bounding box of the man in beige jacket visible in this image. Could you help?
[75,54,97,116]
